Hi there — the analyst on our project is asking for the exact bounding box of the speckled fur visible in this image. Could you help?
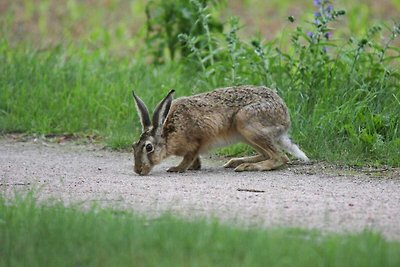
[132,85,308,175]
[163,85,289,154]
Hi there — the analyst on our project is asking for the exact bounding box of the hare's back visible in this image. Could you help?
[166,85,287,123]
[197,85,284,108]
[162,85,290,154]
[164,85,288,133]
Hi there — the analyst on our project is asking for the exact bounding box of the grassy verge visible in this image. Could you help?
[1,37,399,165]
[1,1,399,166]
[0,41,200,148]
[1,193,399,267]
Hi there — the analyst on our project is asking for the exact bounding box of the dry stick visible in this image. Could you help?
[237,188,265,193]
[0,182,31,186]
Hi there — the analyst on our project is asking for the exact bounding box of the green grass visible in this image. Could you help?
[0,41,200,148]
[1,0,399,166]
[1,193,399,267]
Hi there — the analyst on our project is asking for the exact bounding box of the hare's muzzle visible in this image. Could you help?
[134,165,151,176]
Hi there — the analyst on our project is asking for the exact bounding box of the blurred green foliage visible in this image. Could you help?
[2,194,400,267]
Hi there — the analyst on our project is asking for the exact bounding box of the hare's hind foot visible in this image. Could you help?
[234,156,288,172]
[167,166,185,173]
[224,154,266,168]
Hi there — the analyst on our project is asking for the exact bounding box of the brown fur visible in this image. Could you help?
[132,85,308,175]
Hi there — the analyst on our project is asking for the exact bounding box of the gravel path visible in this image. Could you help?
[1,137,400,240]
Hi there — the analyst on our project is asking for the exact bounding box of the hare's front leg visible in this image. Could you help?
[188,157,201,170]
[167,153,199,173]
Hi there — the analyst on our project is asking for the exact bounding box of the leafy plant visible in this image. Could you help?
[145,0,224,64]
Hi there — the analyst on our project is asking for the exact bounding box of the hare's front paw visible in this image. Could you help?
[188,157,201,170]
[167,166,187,173]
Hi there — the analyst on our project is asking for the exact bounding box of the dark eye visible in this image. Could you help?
[145,143,154,153]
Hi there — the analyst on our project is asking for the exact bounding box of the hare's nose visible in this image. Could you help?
[134,166,142,175]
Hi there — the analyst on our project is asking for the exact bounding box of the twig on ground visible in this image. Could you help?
[237,188,265,193]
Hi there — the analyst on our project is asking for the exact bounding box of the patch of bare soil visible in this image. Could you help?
[1,136,399,240]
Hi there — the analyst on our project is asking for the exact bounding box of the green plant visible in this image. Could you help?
[145,0,224,64]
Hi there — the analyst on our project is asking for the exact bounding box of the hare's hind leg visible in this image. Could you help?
[235,133,288,172]
[224,154,266,168]
[234,123,289,172]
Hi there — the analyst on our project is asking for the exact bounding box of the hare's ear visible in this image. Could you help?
[152,89,175,131]
[132,91,151,132]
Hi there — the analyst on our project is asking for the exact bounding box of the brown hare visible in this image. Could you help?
[132,85,309,175]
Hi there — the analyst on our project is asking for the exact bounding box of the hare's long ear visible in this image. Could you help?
[132,91,151,132]
[152,89,175,131]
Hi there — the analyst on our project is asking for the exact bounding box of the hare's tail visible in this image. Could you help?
[278,133,309,162]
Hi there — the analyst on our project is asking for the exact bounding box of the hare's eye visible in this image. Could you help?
[145,143,154,153]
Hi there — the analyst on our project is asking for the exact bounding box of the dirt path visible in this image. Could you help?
[1,136,400,240]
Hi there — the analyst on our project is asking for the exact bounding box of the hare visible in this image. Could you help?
[132,85,309,175]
